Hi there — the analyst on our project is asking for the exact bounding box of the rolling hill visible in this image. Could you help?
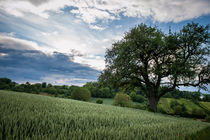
[0,90,210,140]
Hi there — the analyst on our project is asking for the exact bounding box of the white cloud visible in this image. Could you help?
[0,32,116,70]
[0,0,209,24]
[41,74,93,86]
[74,55,105,70]
[0,34,53,53]
[0,52,8,57]
[70,7,116,24]
[1,0,209,71]
[89,25,105,30]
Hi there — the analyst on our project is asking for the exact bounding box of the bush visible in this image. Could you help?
[157,106,167,114]
[170,100,179,109]
[113,93,132,107]
[134,104,148,110]
[129,92,146,103]
[96,99,103,104]
[71,88,91,101]
[192,109,206,118]
[174,106,183,115]
[170,100,187,116]
[135,95,146,103]
[129,92,137,101]
[205,115,210,122]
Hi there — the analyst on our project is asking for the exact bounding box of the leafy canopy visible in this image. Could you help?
[99,23,209,111]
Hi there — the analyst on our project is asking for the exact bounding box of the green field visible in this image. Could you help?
[90,97,210,115]
[158,98,210,115]
[0,90,210,140]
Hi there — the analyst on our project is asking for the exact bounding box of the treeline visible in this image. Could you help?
[0,78,209,102]
[164,89,210,102]
[0,78,71,97]
[0,78,119,99]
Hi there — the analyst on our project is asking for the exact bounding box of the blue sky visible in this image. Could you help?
[0,0,209,92]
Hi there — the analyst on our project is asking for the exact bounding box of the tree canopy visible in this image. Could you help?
[99,23,209,111]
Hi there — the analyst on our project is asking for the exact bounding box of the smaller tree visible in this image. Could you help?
[113,93,132,107]
[71,87,91,101]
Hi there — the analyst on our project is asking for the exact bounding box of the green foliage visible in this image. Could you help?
[99,22,210,112]
[113,93,132,107]
[173,106,183,115]
[133,103,148,110]
[170,100,179,108]
[164,89,204,101]
[71,87,91,101]
[83,82,115,98]
[0,78,15,90]
[41,82,47,88]
[192,109,206,119]
[169,100,187,115]
[157,106,167,114]
[129,92,147,103]
[0,90,210,140]
[205,115,210,122]
[136,95,146,103]
[96,99,103,104]
[158,98,210,118]
[129,92,137,100]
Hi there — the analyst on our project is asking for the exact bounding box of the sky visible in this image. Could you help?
[0,0,209,92]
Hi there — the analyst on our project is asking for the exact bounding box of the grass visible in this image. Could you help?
[0,90,210,140]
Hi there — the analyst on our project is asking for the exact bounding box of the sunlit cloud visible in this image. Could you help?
[0,0,209,24]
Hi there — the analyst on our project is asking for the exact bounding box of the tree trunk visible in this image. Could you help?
[148,96,159,112]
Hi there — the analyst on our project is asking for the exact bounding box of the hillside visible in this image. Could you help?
[0,90,210,140]
[158,98,210,115]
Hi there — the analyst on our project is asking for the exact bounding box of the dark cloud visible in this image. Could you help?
[25,0,51,6]
[0,47,100,85]
[0,0,51,6]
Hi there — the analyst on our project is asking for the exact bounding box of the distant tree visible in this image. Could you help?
[0,78,12,89]
[202,94,210,102]
[83,82,99,97]
[99,87,111,98]
[113,93,132,107]
[99,23,209,112]
[47,84,52,87]
[44,87,57,94]
[42,82,47,88]
[71,87,91,101]
[84,82,114,98]
[0,78,11,84]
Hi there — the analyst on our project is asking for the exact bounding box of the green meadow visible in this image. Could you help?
[0,90,209,140]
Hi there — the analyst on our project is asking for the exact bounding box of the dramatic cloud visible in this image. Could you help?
[0,33,51,52]
[0,47,99,85]
[0,33,100,85]
[0,0,209,24]
[0,0,209,88]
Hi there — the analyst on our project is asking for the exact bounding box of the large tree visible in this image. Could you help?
[99,23,209,112]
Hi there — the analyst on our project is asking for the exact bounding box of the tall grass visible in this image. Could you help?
[0,90,209,140]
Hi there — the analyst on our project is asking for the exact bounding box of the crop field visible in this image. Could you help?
[0,90,209,140]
